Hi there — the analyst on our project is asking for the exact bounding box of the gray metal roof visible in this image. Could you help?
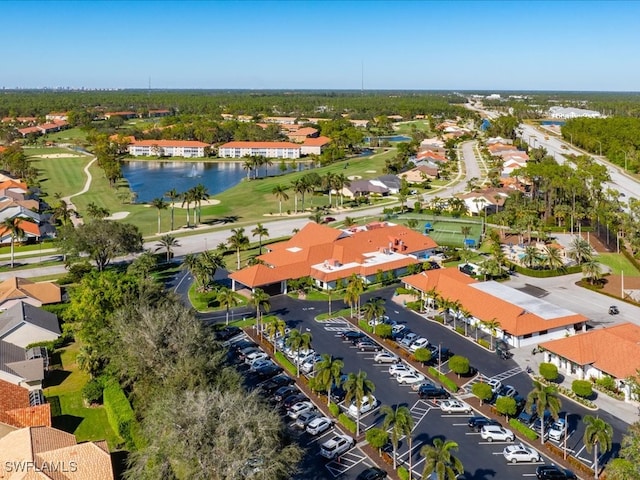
[0,302,60,338]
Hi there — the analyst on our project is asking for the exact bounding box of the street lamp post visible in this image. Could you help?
[438,343,442,374]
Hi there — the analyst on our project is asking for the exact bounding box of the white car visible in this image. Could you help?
[249,358,274,372]
[487,378,503,393]
[245,351,269,365]
[292,349,315,364]
[439,400,472,414]
[288,401,315,419]
[480,425,515,442]
[409,337,429,352]
[347,395,377,417]
[306,416,333,435]
[548,418,567,441]
[389,363,414,377]
[367,315,390,327]
[502,444,541,463]
[374,351,400,364]
[396,371,426,385]
[320,434,355,459]
[300,354,323,374]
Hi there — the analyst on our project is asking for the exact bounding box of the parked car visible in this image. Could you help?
[409,337,429,352]
[357,340,382,352]
[367,315,390,327]
[389,363,414,377]
[532,412,554,436]
[288,401,315,420]
[480,425,515,442]
[282,393,308,410]
[320,434,355,459]
[396,371,426,385]
[391,324,406,335]
[306,416,333,436]
[238,346,260,360]
[232,339,256,353]
[348,395,377,417]
[249,358,274,371]
[341,330,366,342]
[291,349,315,364]
[215,326,241,341]
[548,418,567,441]
[535,465,578,479]
[260,374,294,394]
[418,384,449,399]
[399,333,419,347]
[487,378,503,393]
[427,344,450,360]
[467,416,501,432]
[517,405,538,426]
[374,351,400,364]
[295,410,320,429]
[503,444,542,463]
[272,385,298,403]
[300,354,323,374]
[439,400,471,414]
[356,467,387,480]
[254,363,282,379]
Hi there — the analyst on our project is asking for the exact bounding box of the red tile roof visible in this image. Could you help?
[302,136,331,146]
[130,139,210,148]
[219,141,300,149]
[0,379,51,428]
[0,219,41,238]
[0,277,61,305]
[540,323,640,379]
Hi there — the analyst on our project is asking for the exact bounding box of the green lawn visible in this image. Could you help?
[597,252,640,276]
[188,283,248,312]
[29,149,92,200]
[45,127,89,143]
[393,120,432,135]
[44,342,121,448]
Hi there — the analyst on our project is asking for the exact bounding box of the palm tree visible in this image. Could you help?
[568,236,593,265]
[334,173,350,208]
[362,297,386,326]
[542,245,565,270]
[420,438,464,480]
[164,188,180,231]
[252,223,269,255]
[309,211,323,223]
[250,288,270,338]
[526,380,562,445]
[53,199,73,227]
[150,197,169,234]
[343,370,375,437]
[522,245,542,269]
[460,226,472,242]
[2,218,24,269]
[582,259,603,285]
[227,227,249,270]
[381,404,414,470]
[272,184,289,216]
[315,354,344,406]
[242,156,254,180]
[481,318,501,350]
[191,183,209,225]
[217,287,239,326]
[291,179,304,214]
[286,329,312,377]
[155,234,180,262]
[346,274,365,318]
[265,317,286,352]
[344,216,356,227]
[181,189,195,228]
[322,172,336,207]
[583,415,613,479]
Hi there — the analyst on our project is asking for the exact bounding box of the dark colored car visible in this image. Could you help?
[356,467,387,480]
[272,386,298,403]
[467,416,501,432]
[536,465,577,479]
[324,217,336,223]
[282,393,307,410]
[341,330,366,342]
[253,363,283,379]
[260,374,294,394]
[357,340,382,352]
[232,340,257,353]
[427,344,450,360]
[418,384,449,399]
[215,326,241,341]
[517,404,538,426]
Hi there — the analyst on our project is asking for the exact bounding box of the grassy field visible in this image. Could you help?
[44,127,89,143]
[393,120,432,135]
[597,252,640,276]
[29,149,92,200]
[44,342,121,448]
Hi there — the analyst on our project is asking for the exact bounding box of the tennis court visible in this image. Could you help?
[417,216,483,247]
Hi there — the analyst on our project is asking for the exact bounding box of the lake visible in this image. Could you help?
[121,160,310,203]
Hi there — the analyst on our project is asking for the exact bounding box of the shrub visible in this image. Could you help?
[572,379,593,398]
[406,300,422,312]
[508,418,538,441]
[274,352,297,376]
[398,466,410,480]
[395,287,413,295]
[428,367,458,392]
[338,413,357,433]
[539,362,559,382]
[358,319,374,333]
[375,324,393,338]
[596,375,617,392]
[329,402,340,417]
[413,347,432,365]
[82,378,104,405]
[477,338,490,349]
[449,355,470,377]
[103,380,141,450]
[472,382,493,404]
[495,396,517,418]
[434,315,444,324]
[365,427,389,452]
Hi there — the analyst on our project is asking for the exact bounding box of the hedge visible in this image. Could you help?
[539,363,559,382]
[508,418,538,441]
[507,262,581,278]
[428,367,458,392]
[477,338,490,349]
[358,319,374,334]
[398,466,410,480]
[103,380,142,450]
[329,402,340,417]
[338,413,357,433]
[274,352,297,376]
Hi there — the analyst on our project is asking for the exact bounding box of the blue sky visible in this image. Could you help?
[2,1,639,91]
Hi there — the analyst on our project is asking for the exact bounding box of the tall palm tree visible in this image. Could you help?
[192,183,209,225]
[583,415,613,479]
[272,184,289,216]
[2,218,24,269]
[53,199,73,227]
[568,236,593,265]
[323,172,336,207]
[343,370,375,437]
[522,245,542,269]
[291,179,304,214]
[582,259,603,285]
[286,329,312,377]
[543,245,565,270]
[250,288,270,338]
[420,438,464,480]
[308,211,323,223]
[227,227,249,270]
[346,274,366,319]
[181,189,196,228]
[315,354,344,406]
[252,223,269,255]
[155,234,180,262]
[242,156,254,180]
[217,287,239,326]
[362,297,386,325]
[526,380,562,445]
[334,173,350,208]
[382,405,414,470]
[164,188,180,231]
[481,318,501,350]
[265,317,286,352]
[150,197,169,234]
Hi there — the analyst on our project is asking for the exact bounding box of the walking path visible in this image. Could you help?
[61,154,97,227]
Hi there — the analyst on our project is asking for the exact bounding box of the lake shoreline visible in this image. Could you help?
[120,156,315,164]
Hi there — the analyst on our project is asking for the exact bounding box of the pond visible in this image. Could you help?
[364,135,412,143]
[121,160,310,203]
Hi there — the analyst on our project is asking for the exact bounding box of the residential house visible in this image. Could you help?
[341,180,389,198]
[217,141,301,159]
[486,137,513,145]
[148,109,171,117]
[403,268,587,348]
[264,116,297,125]
[0,217,42,243]
[230,222,438,294]
[104,111,137,120]
[45,112,68,122]
[288,127,319,143]
[2,117,37,125]
[300,136,331,155]
[0,426,114,479]
[348,119,369,128]
[0,379,51,431]
[416,150,447,163]
[539,323,640,402]
[17,126,41,138]
[399,165,439,184]
[0,179,29,202]
[487,143,517,155]
[458,188,511,215]
[371,175,402,194]
[128,139,210,158]
[0,277,61,310]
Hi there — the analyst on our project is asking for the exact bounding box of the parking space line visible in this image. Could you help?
[325,449,367,477]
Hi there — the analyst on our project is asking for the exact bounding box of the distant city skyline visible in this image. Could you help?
[3,1,639,91]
